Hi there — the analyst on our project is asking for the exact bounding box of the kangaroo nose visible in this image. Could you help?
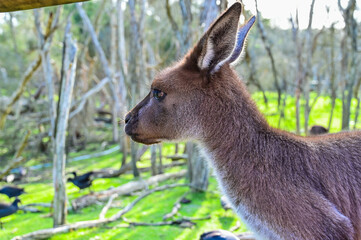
[125,113,131,124]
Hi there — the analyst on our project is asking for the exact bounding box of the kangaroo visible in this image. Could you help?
[125,3,361,239]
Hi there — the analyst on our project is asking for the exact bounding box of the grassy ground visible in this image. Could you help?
[0,143,244,240]
[253,92,361,133]
[1,92,361,239]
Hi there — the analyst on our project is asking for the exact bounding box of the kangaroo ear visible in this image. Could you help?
[195,2,255,74]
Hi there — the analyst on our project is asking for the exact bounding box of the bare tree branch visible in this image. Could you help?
[99,194,117,220]
[0,130,31,178]
[53,18,78,227]
[76,3,122,141]
[254,0,281,108]
[163,191,189,220]
[0,56,41,129]
[69,75,118,119]
[165,0,181,39]
[0,7,61,129]
[71,170,187,210]
[35,7,61,142]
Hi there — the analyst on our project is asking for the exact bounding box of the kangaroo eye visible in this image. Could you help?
[153,89,166,101]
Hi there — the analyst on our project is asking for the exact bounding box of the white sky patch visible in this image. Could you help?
[0,1,359,32]
[0,13,5,24]
[229,0,361,29]
[0,13,5,34]
[0,12,20,34]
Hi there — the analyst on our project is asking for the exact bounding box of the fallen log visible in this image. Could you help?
[22,203,73,212]
[29,144,147,171]
[71,170,187,210]
[99,194,116,219]
[166,154,188,161]
[19,206,43,213]
[92,161,186,178]
[69,146,120,162]
[12,183,188,240]
[12,218,112,240]
[163,191,189,220]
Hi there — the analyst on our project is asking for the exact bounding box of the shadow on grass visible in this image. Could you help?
[218,216,236,229]
[170,190,240,240]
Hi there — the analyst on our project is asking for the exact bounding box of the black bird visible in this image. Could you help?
[0,186,25,198]
[67,171,94,191]
[309,125,328,135]
[200,230,240,240]
[180,197,191,204]
[0,198,21,228]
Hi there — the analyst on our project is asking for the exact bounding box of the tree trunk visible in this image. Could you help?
[150,145,157,176]
[182,0,221,192]
[327,24,337,130]
[278,89,288,129]
[303,83,310,135]
[342,84,354,130]
[303,0,316,136]
[255,0,281,108]
[128,0,146,178]
[117,0,128,168]
[53,20,77,227]
[158,144,163,174]
[186,143,209,191]
[290,13,304,135]
[130,140,140,178]
[339,0,357,130]
[34,8,61,153]
[354,97,361,129]
[178,0,192,55]
[110,4,120,142]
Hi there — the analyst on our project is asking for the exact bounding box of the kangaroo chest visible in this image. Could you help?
[201,148,283,240]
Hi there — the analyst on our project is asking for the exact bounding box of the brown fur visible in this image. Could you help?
[125,3,361,239]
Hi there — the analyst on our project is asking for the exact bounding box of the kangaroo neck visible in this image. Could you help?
[199,75,270,164]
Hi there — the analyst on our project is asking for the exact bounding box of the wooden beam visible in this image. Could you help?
[0,0,89,12]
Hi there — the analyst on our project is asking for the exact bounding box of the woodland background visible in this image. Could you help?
[0,0,360,239]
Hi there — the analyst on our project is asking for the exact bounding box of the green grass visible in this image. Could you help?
[49,177,245,240]
[0,143,242,240]
[1,92,360,239]
[253,92,361,134]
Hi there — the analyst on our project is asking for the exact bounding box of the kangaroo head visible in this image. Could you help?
[125,2,255,145]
